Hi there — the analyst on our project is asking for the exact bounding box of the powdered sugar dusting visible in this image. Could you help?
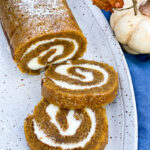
[13,0,68,17]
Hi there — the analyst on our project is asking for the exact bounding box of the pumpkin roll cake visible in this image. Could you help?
[24,98,108,150]
[42,59,118,109]
[0,0,87,74]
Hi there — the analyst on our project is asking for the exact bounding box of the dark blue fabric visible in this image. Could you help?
[102,11,150,150]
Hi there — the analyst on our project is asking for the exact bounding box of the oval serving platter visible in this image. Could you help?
[0,0,138,150]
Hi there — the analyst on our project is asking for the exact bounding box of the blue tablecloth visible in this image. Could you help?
[102,10,150,150]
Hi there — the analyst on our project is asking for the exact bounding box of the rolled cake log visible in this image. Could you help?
[42,59,118,109]
[0,0,87,75]
[24,98,108,150]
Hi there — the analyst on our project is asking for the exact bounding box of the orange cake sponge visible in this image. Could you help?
[42,59,118,109]
[0,0,87,74]
[24,98,108,150]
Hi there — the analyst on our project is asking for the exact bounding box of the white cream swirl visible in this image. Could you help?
[51,62,109,90]
[21,38,79,70]
[33,104,96,149]
[46,104,81,136]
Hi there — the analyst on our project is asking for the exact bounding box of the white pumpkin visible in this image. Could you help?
[110,0,150,54]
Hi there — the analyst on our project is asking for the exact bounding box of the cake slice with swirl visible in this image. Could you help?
[0,0,87,74]
[24,98,108,150]
[42,59,118,109]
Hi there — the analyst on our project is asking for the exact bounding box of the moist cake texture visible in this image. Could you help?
[24,98,108,150]
[0,0,87,74]
[42,59,118,109]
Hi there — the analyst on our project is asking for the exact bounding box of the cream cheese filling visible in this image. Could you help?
[21,38,79,70]
[33,104,96,149]
[46,104,81,136]
[52,63,109,90]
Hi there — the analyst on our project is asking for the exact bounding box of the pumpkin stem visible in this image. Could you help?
[139,0,150,17]
[132,0,138,15]
[114,0,137,15]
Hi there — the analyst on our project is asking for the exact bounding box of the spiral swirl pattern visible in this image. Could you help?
[18,36,86,74]
[51,63,108,90]
[0,0,87,75]
[42,59,118,108]
[24,99,108,150]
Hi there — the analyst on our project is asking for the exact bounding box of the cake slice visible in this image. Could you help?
[0,0,87,74]
[42,59,118,109]
[24,98,108,150]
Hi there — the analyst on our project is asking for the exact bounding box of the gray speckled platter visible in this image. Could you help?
[0,0,138,150]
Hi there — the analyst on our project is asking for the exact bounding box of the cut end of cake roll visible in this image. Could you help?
[0,0,87,75]
[42,59,119,109]
[15,32,87,75]
[24,98,108,150]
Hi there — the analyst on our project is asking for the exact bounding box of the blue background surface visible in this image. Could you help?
[102,10,150,150]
